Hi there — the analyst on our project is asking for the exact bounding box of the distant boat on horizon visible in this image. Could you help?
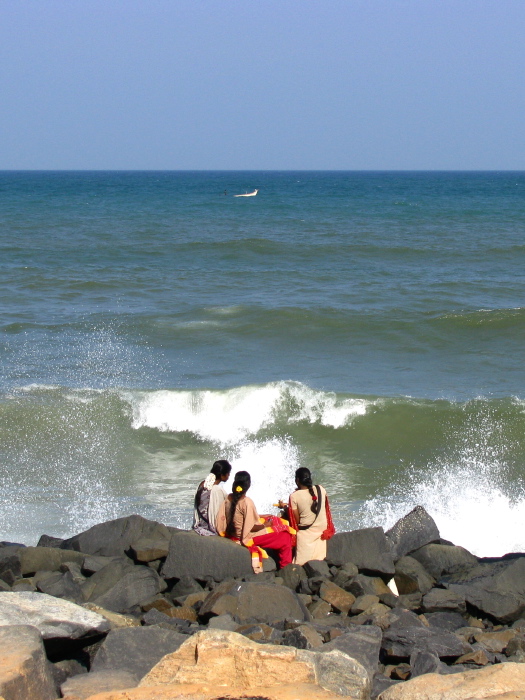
[233,189,258,197]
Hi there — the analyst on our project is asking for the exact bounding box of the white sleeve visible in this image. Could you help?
[208,486,227,533]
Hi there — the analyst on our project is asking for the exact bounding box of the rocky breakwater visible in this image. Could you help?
[0,508,525,699]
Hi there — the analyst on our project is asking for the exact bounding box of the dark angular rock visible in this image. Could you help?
[200,581,310,625]
[36,570,85,604]
[282,624,323,649]
[91,626,187,679]
[130,537,170,563]
[162,531,275,582]
[321,624,382,681]
[422,588,466,614]
[0,548,22,581]
[382,623,472,659]
[409,649,449,677]
[394,556,435,596]
[386,506,440,561]
[371,673,400,700]
[207,613,238,631]
[395,592,422,611]
[425,611,468,631]
[82,555,131,575]
[237,623,283,643]
[61,515,173,558]
[167,575,203,600]
[327,528,395,576]
[446,557,525,624]
[50,658,87,691]
[346,574,391,599]
[410,543,478,580]
[37,534,64,548]
[81,559,136,601]
[142,607,191,632]
[19,547,85,576]
[91,566,166,614]
[303,560,331,578]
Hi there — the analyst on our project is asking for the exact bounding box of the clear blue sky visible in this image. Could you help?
[1,1,524,170]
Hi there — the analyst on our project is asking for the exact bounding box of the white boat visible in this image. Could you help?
[233,189,258,197]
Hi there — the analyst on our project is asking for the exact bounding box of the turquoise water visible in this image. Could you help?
[1,171,525,554]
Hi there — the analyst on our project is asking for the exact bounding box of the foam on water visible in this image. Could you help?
[357,406,525,557]
[127,381,372,443]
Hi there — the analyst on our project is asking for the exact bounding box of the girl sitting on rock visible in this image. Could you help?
[279,467,335,566]
[192,460,232,536]
[216,471,294,573]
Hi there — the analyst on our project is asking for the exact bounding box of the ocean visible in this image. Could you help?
[1,170,525,556]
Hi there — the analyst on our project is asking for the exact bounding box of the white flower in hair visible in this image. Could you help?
[203,473,216,490]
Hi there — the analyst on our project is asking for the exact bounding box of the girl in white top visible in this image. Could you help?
[192,460,232,536]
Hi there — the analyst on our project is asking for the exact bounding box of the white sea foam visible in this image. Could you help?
[126,381,373,443]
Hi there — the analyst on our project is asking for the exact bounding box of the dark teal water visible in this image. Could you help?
[1,171,525,554]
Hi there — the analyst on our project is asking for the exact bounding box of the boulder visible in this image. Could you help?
[18,547,84,576]
[446,557,525,624]
[91,627,187,680]
[85,564,164,614]
[130,538,170,563]
[385,506,440,561]
[161,530,275,581]
[351,595,380,615]
[61,515,173,558]
[0,548,22,583]
[327,528,395,577]
[0,624,57,700]
[410,543,478,580]
[61,669,138,699]
[82,556,131,576]
[409,649,450,677]
[378,662,525,700]
[201,581,309,625]
[304,560,331,578]
[36,571,85,605]
[394,556,435,596]
[319,581,356,614]
[81,604,141,630]
[280,563,308,591]
[37,535,64,548]
[282,624,324,649]
[425,611,469,631]
[382,622,472,659]
[422,588,466,614]
[0,592,110,640]
[167,575,203,600]
[321,625,382,681]
[346,574,392,598]
[81,560,135,601]
[139,628,370,698]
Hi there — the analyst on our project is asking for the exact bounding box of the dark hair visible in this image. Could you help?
[211,459,232,479]
[295,467,320,515]
[226,471,251,538]
[194,460,232,512]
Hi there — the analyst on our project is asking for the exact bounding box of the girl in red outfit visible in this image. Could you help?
[216,471,294,573]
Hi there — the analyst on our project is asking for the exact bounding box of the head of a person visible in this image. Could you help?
[232,470,251,496]
[295,467,313,488]
[211,459,232,482]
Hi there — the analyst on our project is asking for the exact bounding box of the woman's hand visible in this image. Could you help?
[276,499,287,509]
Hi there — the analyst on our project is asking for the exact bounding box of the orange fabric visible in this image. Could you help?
[321,495,336,541]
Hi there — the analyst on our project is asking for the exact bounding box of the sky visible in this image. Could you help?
[1,1,524,170]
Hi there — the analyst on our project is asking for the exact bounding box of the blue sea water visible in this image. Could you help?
[1,171,525,554]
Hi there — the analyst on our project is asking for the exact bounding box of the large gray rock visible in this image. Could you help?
[18,547,84,576]
[90,566,165,614]
[321,624,382,681]
[36,571,85,605]
[0,625,57,700]
[327,528,395,576]
[382,619,472,659]
[410,543,478,580]
[200,580,310,625]
[394,555,435,596]
[446,556,525,623]
[279,563,308,591]
[162,530,275,581]
[0,592,110,639]
[61,669,138,699]
[61,515,173,558]
[0,548,22,583]
[91,626,187,680]
[386,506,440,561]
[422,587,466,614]
[409,648,450,677]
